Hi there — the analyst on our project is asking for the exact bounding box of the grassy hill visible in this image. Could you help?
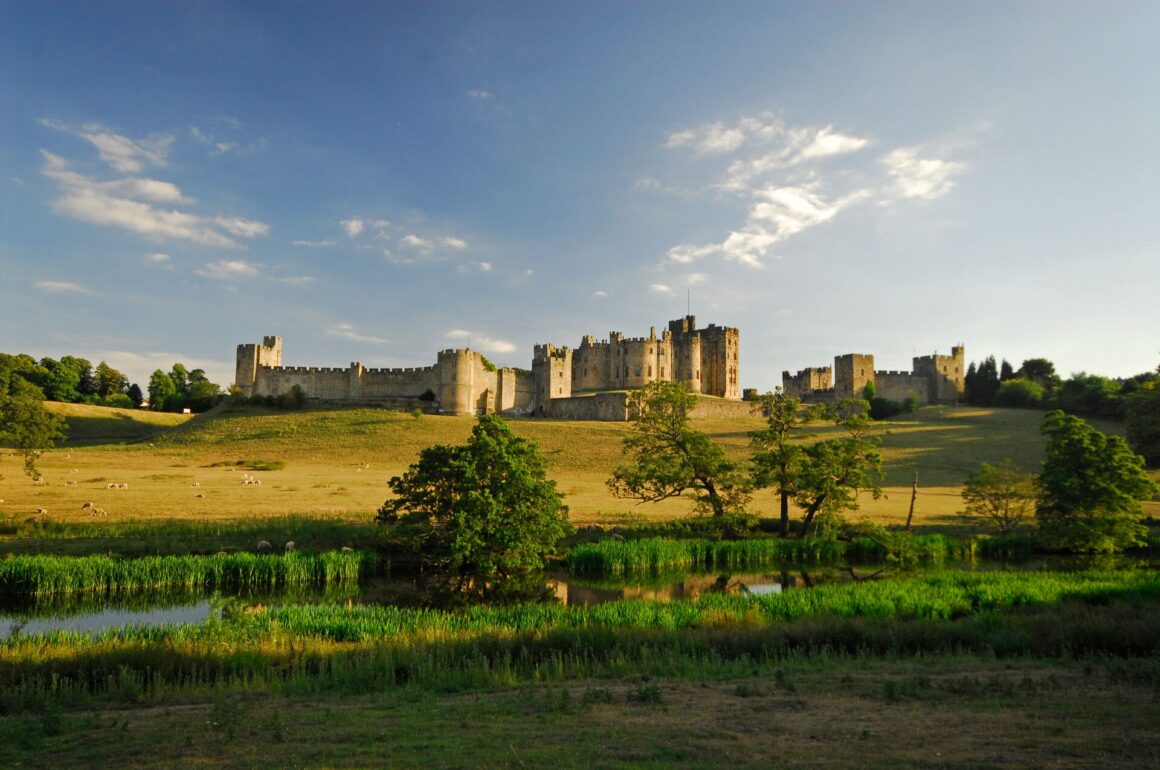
[2,402,1153,530]
[46,401,193,446]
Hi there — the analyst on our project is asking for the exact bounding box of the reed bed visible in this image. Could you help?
[0,569,1157,711]
[0,550,373,598]
[566,535,968,574]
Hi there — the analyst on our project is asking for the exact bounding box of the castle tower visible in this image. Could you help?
[532,343,572,412]
[913,345,966,404]
[834,353,874,399]
[235,336,283,397]
[437,349,476,415]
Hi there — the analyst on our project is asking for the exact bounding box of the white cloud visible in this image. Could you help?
[40,150,268,249]
[444,329,516,354]
[442,236,468,250]
[276,275,315,286]
[649,283,674,295]
[197,260,259,279]
[401,234,434,250]
[42,119,172,173]
[341,217,367,237]
[468,89,492,100]
[592,289,608,298]
[292,239,337,247]
[685,273,706,285]
[214,216,269,238]
[664,112,785,155]
[145,252,171,264]
[882,148,966,200]
[34,280,89,294]
[326,323,388,344]
[633,177,662,191]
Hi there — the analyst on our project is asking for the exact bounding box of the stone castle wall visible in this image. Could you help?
[785,345,964,406]
[236,338,534,416]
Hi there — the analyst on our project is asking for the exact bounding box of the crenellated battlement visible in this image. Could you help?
[787,344,965,406]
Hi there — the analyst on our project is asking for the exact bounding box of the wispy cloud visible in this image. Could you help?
[40,141,268,249]
[34,280,89,294]
[341,217,367,237]
[326,323,388,344]
[145,252,171,264]
[592,289,608,298]
[445,329,516,354]
[42,119,172,173]
[197,260,259,279]
[657,111,967,268]
[292,239,337,248]
[468,89,492,100]
[189,121,265,157]
[275,275,315,286]
[649,283,674,295]
[882,147,966,200]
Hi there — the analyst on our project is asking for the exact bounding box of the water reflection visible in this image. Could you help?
[3,602,212,640]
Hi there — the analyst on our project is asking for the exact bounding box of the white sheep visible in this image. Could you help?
[284,541,295,553]
[35,507,47,514]
[257,540,272,553]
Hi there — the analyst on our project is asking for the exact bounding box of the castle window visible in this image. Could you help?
[660,367,665,378]
[648,366,652,377]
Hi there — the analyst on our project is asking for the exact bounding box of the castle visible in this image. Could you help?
[234,316,741,419]
[782,346,965,405]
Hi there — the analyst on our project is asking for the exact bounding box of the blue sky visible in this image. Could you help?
[2,2,1157,390]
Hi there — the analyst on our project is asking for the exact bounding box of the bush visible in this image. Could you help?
[869,397,904,420]
[994,378,1044,408]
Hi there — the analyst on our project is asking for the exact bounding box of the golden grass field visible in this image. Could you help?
[1,401,1155,533]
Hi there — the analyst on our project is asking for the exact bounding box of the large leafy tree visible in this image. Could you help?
[960,459,1036,533]
[148,370,178,411]
[750,391,824,536]
[95,361,129,399]
[0,379,66,478]
[377,415,571,587]
[1036,410,1158,552]
[608,380,749,517]
[789,400,884,538]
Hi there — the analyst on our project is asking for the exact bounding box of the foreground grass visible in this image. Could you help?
[0,655,1156,769]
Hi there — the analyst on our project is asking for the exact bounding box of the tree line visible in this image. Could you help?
[0,352,225,413]
[964,355,1160,465]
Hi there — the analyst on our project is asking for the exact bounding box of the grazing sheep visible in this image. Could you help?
[284,541,295,553]
[340,546,355,553]
[89,507,107,517]
[194,493,205,498]
[81,502,95,510]
[106,483,117,490]
[257,540,272,553]
[191,482,200,487]
[35,507,47,514]
[65,480,77,487]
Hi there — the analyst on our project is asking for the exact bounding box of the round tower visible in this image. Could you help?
[437,349,475,415]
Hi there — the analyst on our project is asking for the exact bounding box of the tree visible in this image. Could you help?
[960,459,1036,533]
[95,361,129,399]
[1125,383,1160,466]
[751,391,822,536]
[789,400,884,538]
[608,381,749,518]
[40,356,84,403]
[148,369,177,411]
[966,356,1000,406]
[1036,410,1158,552]
[994,378,1044,408]
[1056,373,1122,418]
[999,359,1015,382]
[127,383,145,408]
[1017,358,1059,393]
[0,379,66,478]
[376,415,571,587]
[861,380,876,401]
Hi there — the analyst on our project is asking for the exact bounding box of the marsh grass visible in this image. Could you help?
[0,550,373,598]
[0,569,1156,711]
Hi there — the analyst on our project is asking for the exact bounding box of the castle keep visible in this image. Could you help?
[235,316,741,419]
[782,346,965,405]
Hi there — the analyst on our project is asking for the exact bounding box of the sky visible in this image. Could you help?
[1,2,1157,391]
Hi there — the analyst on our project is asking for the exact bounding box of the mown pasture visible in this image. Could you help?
[2,401,1151,536]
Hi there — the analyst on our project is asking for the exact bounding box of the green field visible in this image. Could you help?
[1,401,1158,769]
[3,401,1150,535]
